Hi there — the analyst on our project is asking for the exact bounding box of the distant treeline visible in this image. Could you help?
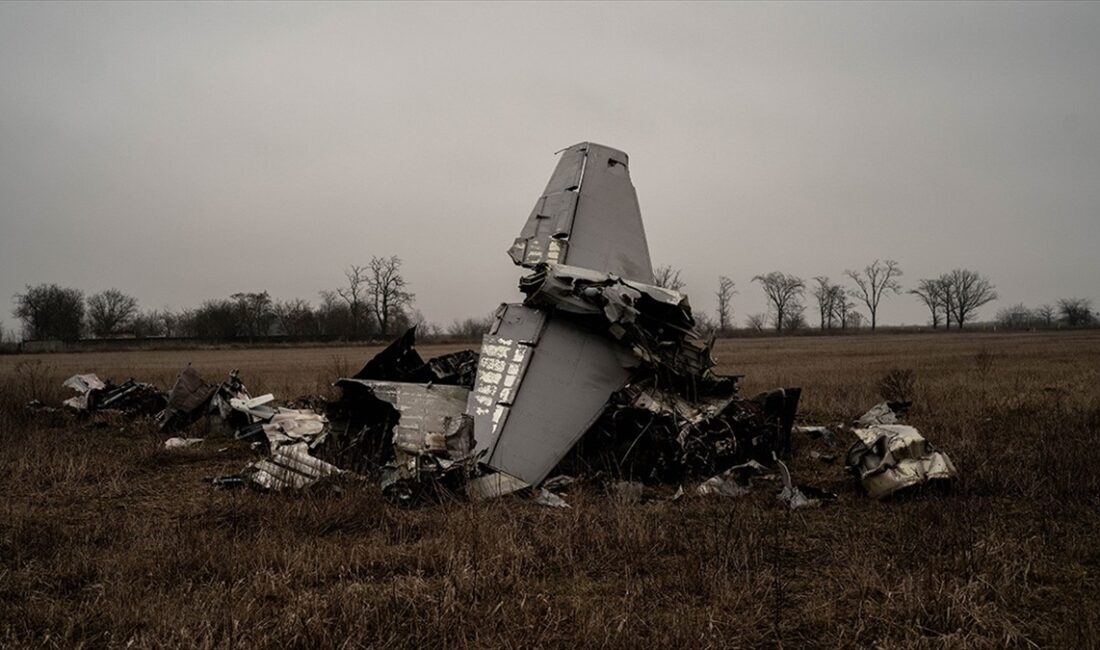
[6,256,495,345]
[658,261,1097,336]
[6,257,1097,345]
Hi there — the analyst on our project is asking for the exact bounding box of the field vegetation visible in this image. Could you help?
[1,331,1098,648]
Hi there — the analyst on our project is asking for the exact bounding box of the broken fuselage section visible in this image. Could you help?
[464,142,799,498]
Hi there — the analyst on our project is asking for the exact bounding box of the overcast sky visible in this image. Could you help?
[2,1,1098,336]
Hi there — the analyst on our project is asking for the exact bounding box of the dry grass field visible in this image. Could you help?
[1,331,1098,648]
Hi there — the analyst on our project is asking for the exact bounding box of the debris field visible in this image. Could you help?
[4,331,1099,648]
[37,143,958,508]
[3,142,1097,647]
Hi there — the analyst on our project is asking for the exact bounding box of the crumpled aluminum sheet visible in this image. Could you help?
[261,409,329,446]
[61,374,108,410]
[248,443,343,491]
[847,424,958,499]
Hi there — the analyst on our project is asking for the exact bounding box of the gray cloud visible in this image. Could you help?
[2,1,1098,335]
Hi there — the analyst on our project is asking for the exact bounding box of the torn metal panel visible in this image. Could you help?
[339,380,473,460]
[697,460,773,498]
[248,443,343,491]
[351,326,480,388]
[468,305,635,492]
[419,350,480,388]
[509,142,654,284]
[519,263,714,377]
[333,378,476,499]
[158,366,218,431]
[466,471,530,500]
[846,424,958,499]
[62,374,107,410]
[205,371,255,436]
[352,327,425,380]
[229,394,276,421]
[519,264,687,321]
[63,373,106,394]
[158,367,252,434]
[250,409,329,447]
[508,145,584,268]
[776,458,822,509]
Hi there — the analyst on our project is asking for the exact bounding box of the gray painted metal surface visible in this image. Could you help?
[470,142,661,493]
[469,304,635,489]
[509,142,654,284]
[468,304,544,457]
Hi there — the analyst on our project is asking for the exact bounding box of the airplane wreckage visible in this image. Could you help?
[51,143,957,505]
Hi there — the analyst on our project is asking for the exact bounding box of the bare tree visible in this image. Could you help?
[845,311,864,330]
[715,276,736,333]
[13,283,85,341]
[909,278,948,329]
[834,295,853,330]
[937,274,955,329]
[845,259,902,331]
[995,304,1034,330]
[752,271,805,333]
[942,269,997,329]
[273,298,317,336]
[1034,304,1056,328]
[230,291,274,339]
[86,289,139,338]
[448,313,496,340]
[317,290,353,338]
[653,265,686,291]
[179,299,238,339]
[368,255,414,337]
[812,276,844,330]
[1057,297,1096,327]
[694,311,718,337]
[129,310,165,338]
[336,265,372,338]
[745,313,767,332]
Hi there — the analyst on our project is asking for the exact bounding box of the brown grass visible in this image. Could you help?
[2,331,1099,648]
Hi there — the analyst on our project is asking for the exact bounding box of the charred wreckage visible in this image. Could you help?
[52,143,957,505]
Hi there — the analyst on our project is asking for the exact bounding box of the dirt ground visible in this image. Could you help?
[2,331,1098,648]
